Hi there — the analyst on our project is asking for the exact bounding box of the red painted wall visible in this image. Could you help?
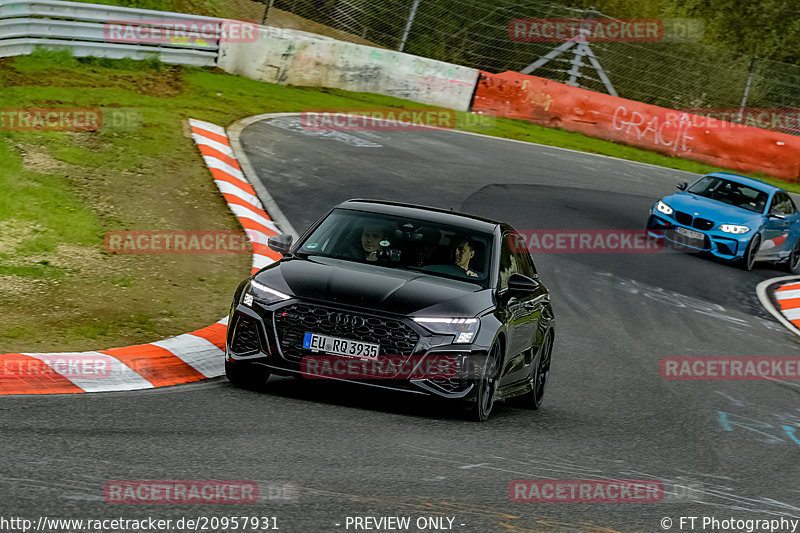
[471,71,800,182]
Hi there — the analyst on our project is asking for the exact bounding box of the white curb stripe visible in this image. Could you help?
[22,352,154,392]
[152,335,224,378]
[229,204,280,233]
[242,229,271,247]
[214,180,264,209]
[205,157,246,181]
[775,289,800,300]
[193,135,234,157]
[190,120,227,136]
[251,254,274,270]
[781,307,800,320]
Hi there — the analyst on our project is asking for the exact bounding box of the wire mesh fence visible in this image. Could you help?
[261,0,800,135]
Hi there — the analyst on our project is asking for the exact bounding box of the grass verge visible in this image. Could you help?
[0,50,794,352]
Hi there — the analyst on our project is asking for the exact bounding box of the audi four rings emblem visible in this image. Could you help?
[333,313,364,328]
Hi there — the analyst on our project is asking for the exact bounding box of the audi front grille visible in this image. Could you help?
[273,303,420,363]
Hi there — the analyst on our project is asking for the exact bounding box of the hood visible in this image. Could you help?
[661,192,764,224]
[254,256,493,317]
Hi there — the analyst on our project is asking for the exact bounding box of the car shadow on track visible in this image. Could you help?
[225,375,531,423]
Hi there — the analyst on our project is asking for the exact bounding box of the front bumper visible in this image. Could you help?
[225,298,490,401]
[646,213,748,260]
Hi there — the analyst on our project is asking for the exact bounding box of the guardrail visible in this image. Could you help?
[0,0,224,66]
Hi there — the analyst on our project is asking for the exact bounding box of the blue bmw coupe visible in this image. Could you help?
[647,172,800,271]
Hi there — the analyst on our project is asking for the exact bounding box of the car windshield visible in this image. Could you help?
[686,176,769,213]
[296,208,493,288]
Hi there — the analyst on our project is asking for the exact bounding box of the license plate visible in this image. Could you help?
[675,226,704,240]
[303,332,379,359]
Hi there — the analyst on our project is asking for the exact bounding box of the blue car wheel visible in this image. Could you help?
[785,238,800,273]
[742,234,761,271]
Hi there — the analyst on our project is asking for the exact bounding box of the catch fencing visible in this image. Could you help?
[265,0,800,135]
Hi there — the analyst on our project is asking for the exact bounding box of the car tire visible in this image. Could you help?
[784,238,800,273]
[466,343,501,422]
[741,234,761,271]
[225,359,270,389]
[513,330,553,410]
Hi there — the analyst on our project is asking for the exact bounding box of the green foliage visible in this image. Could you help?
[18,47,79,70]
[79,54,163,71]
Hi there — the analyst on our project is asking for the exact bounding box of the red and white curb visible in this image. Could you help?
[0,119,280,395]
[190,119,282,273]
[757,275,800,339]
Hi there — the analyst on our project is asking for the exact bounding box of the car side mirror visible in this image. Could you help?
[508,273,539,294]
[676,182,688,191]
[267,233,293,255]
[768,212,786,220]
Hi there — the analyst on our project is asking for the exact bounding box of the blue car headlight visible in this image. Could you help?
[718,224,750,235]
[656,200,673,216]
[413,317,480,344]
[243,280,291,306]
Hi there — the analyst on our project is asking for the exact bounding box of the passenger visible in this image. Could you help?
[451,235,479,278]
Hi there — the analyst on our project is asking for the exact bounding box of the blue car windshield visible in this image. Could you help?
[687,176,768,213]
[296,209,493,288]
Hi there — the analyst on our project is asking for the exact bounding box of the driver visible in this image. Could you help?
[359,223,387,262]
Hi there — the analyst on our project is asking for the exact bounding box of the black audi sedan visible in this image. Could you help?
[225,199,555,421]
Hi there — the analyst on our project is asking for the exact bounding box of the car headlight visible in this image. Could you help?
[656,200,673,215]
[413,317,480,344]
[718,224,750,234]
[243,279,291,306]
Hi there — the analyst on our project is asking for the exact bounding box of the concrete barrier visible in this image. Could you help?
[471,71,800,182]
[218,26,479,112]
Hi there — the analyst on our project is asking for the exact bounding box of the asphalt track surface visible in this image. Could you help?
[3,117,800,533]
